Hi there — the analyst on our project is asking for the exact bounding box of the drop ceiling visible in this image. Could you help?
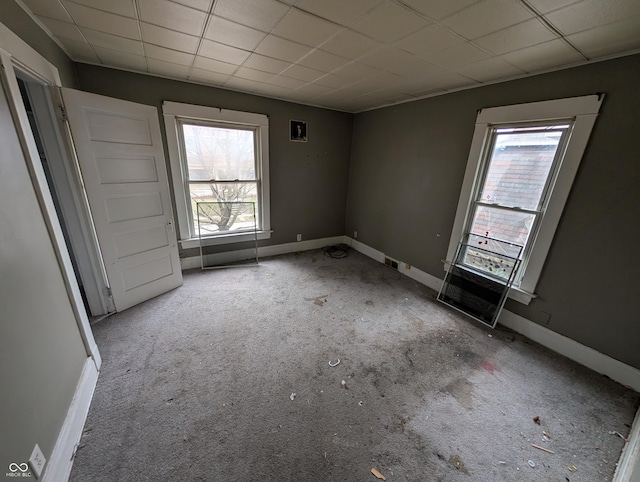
[18,0,640,112]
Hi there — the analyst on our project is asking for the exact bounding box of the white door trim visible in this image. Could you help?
[0,23,100,366]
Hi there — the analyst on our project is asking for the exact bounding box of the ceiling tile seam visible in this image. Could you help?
[132,0,149,74]
[63,0,138,21]
[187,0,225,83]
[518,0,590,61]
[168,0,212,14]
[292,2,382,29]
[15,0,101,63]
[234,3,297,75]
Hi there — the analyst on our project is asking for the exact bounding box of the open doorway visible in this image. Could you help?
[15,73,114,318]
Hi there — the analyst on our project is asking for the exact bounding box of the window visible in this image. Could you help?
[447,95,603,304]
[163,102,270,248]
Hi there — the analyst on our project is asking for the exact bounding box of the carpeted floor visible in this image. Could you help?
[70,248,638,481]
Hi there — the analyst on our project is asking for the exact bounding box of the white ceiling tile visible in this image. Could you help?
[22,0,72,22]
[198,39,251,64]
[214,0,291,31]
[320,30,380,59]
[267,75,307,89]
[193,55,239,75]
[141,22,199,53]
[147,58,191,77]
[64,1,140,38]
[399,0,479,20]
[188,67,230,84]
[281,64,325,82]
[234,66,275,82]
[57,38,99,62]
[474,19,558,55]
[242,54,290,74]
[546,0,640,35]
[347,71,402,91]
[138,0,207,34]
[271,9,343,47]
[62,0,137,18]
[525,0,583,14]
[423,42,491,70]
[93,46,147,70]
[442,0,533,39]
[332,61,378,81]
[80,28,144,55]
[296,0,382,26]
[359,47,436,76]
[291,82,334,98]
[501,39,585,72]
[255,35,312,63]
[351,2,430,43]
[36,17,85,42]
[145,44,195,65]
[314,73,353,89]
[170,0,212,12]
[395,24,465,57]
[567,16,640,57]
[244,81,292,98]
[455,56,524,82]
[297,49,350,72]
[205,17,267,51]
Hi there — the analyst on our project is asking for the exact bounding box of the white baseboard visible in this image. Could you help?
[348,238,640,392]
[180,236,347,271]
[43,357,98,482]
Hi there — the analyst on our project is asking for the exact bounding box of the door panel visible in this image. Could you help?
[62,88,182,311]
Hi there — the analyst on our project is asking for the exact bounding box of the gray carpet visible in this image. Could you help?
[70,248,638,481]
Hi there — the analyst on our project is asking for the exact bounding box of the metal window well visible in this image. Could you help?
[196,201,258,269]
[438,234,522,328]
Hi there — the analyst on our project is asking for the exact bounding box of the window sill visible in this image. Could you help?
[180,230,272,250]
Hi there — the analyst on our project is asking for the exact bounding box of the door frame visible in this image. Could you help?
[0,21,100,365]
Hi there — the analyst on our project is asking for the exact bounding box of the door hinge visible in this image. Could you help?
[59,105,68,121]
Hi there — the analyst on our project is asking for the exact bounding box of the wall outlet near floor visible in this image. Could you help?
[29,443,46,479]
[384,257,398,270]
[353,230,358,239]
[296,234,302,242]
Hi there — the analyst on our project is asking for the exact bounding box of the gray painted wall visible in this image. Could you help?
[0,55,87,477]
[347,54,640,369]
[0,1,76,87]
[73,65,354,259]
[0,7,86,475]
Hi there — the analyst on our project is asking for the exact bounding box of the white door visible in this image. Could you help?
[62,88,183,311]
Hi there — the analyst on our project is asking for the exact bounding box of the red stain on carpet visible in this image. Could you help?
[479,360,500,374]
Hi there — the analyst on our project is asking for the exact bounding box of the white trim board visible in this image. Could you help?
[43,357,98,482]
[346,238,640,392]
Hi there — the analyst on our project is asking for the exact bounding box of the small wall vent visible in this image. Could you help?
[384,257,398,270]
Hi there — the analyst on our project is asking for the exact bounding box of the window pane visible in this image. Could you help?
[190,182,257,234]
[461,234,522,281]
[480,129,564,210]
[182,124,256,181]
[470,205,534,248]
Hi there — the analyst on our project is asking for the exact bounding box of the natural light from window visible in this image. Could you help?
[180,122,259,236]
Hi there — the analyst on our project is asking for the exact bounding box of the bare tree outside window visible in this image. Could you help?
[181,123,259,234]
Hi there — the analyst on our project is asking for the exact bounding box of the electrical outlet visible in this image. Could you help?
[296,234,302,242]
[353,230,358,239]
[29,444,46,479]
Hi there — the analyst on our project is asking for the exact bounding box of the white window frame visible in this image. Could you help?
[446,95,603,305]
[163,101,271,249]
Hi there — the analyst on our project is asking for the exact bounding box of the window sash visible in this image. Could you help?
[176,119,261,238]
[462,122,572,285]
